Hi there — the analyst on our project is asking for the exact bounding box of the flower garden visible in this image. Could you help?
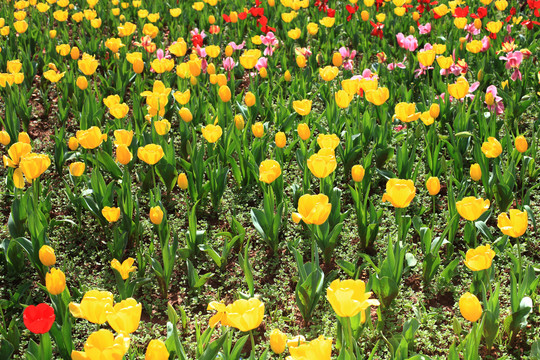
[0,0,539,359]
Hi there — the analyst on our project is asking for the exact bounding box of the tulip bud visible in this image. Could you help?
[49,30,57,39]
[275,132,286,148]
[207,63,216,75]
[225,45,233,57]
[234,114,245,130]
[190,76,198,86]
[412,11,420,21]
[179,107,193,122]
[149,206,164,225]
[268,0,275,6]
[297,123,310,140]
[70,46,80,60]
[332,52,343,67]
[39,245,56,266]
[515,135,528,153]
[245,91,256,107]
[259,67,267,78]
[477,69,484,81]
[351,165,365,182]
[145,339,169,360]
[133,59,144,74]
[76,76,88,90]
[68,136,79,150]
[429,103,440,119]
[0,130,11,146]
[270,329,287,354]
[69,162,85,177]
[284,70,292,82]
[361,10,369,21]
[470,163,482,181]
[459,292,482,322]
[177,173,188,189]
[296,55,307,68]
[46,268,66,295]
[426,176,440,195]
[485,92,494,105]
[252,122,264,138]
[474,18,482,29]
[209,15,216,24]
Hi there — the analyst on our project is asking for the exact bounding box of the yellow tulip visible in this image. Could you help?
[481,137,502,158]
[296,55,307,68]
[218,85,231,102]
[259,159,281,184]
[288,28,301,40]
[225,298,265,332]
[497,209,528,238]
[319,66,339,81]
[351,165,365,182]
[289,336,332,360]
[76,76,88,90]
[145,339,169,360]
[7,60,22,74]
[515,135,528,153]
[137,144,164,165]
[39,245,56,267]
[239,49,261,69]
[234,115,245,130]
[466,40,483,54]
[173,89,190,105]
[78,53,99,76]
[459,292,482,322]
[111,258,136,280]
[464,244,496,271]
[68,137,79,151]
[0,130,10,146]
[201,125,223,143]
[102,206,121,222]
[106,298,141,334]
[335,90,353,109]
[245,91,256,107]
[177,173,188,189]
[149,206,164,225]
[76,126,107,149]
[275,132,286,148]
[326,279,380,318]
[293,100,312,116]
[417,50,436,67]
[292,194,332,225]
[14,20,29,33]
[110,103,129,119]
[69,162,85,177]
[448,77,469,99]
[69,290,114,324]
[252,122,264,138]
[470,163,482,181]
[46,268,66,295]
[307,148,337,179]
[113,130,133,147]
[394,102,421,123]
[270,329,287,354]
[71,329,129,360]
[307,22,319,35]
[426,177,440,195]
[456,197,490,221]
[19,153,51,182]
[3,142,31,168]
[317,134,340,150]
[297,123,310,140]
[320,17,335,27]
[365,87,389,106]
[382,179,416,208]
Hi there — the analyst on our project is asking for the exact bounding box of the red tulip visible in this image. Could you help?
[23,303,55,334]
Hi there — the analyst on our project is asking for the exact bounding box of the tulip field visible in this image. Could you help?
[1,0,540,358]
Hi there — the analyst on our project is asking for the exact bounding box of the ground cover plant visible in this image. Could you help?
[0,0,539,359]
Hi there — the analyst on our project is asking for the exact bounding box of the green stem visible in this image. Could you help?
[249,330,256,356]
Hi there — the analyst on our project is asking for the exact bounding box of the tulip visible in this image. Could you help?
[111,258,136,280]
[137,144,164,165]
[116,145,132,165]
[289,336,332,360]
[133,59,144,73]
[464,244,496,271]
[259,160,282,184]
[110,103,129,119]
[14,20,28,33]
[76,76,88,90]
[76,126,107,149]
[456,197,490,221]
[459,292,482,322]
[284,70,292,81]
[46,268,66,295]
[332,52,343,67]
[320,17,336,27]
[102,206,121,223]
[296,55,307,68]
[426,177,440,195]
[293,100,312,116]
[225,298,265,332]
[259,67,268,78]
[69,290,114,324]
[335,90,353,109]
[245,91,256,107]
[78,53,99,76]
[145,339,169,360]
[19,154,51,182]
[515,135,528,153]
[365,87,389,105]
[497,209,528,238]
[218,85,231,102]
[39,245,56,266]
[429,103,440,119]
[394,102,421,123]
[270,329,287,354]
[201,125,223,143]
[71,47,80,60]
[297,123,310,140]
[381,179,416,208]
[481,137,502,158]
[106,298,142,334]
[154,119,171,135]
[351,165,365,182]
[252,122,264,138]
[18,132,30,143]
[71,329,130,359]
[327,279,380,319]
[287,335,307,348]
[68,137,79,151]
[307,148,337,178]
[292,194,332,225]
[307,22,319,35]
[319,66,339,81]
[179,107,193,122]
[239,49,261,69]
[234,115,245,130]
[149,206,164,225]
[0,130,10,146]
[69,162,85,177]
[174,90,190,105]
[470,163,482,181]
[23,303,55,334]
[417,50,436,67]
[177,173,188,189]
[274,132,286,149]
[3,142,31,168]
[448,77,469,99]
